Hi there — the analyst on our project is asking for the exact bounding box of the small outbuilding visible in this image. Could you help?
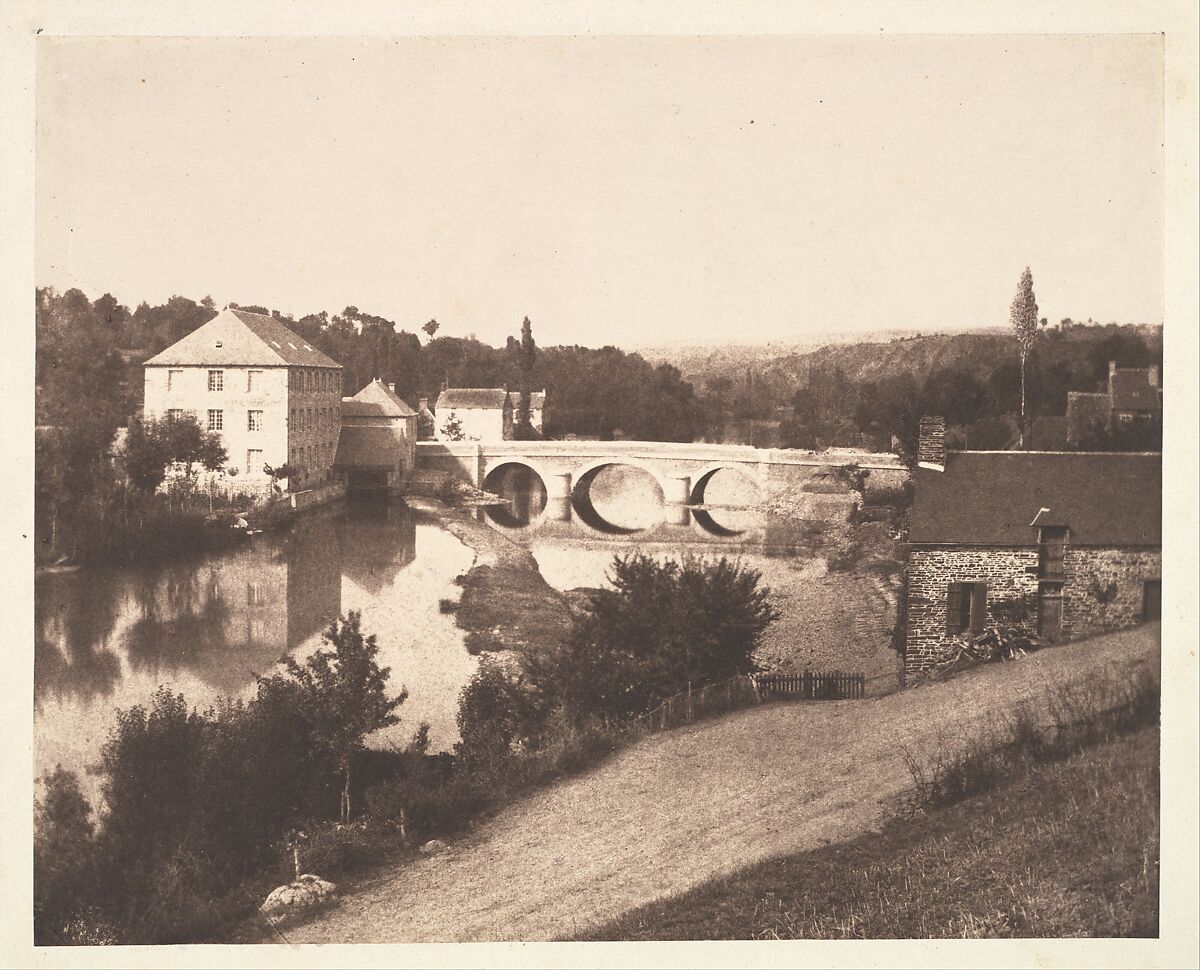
[334,379,417,491]
[904,415,1161,676]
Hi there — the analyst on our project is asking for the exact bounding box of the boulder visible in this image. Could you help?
[259,874,339,922]
[419,839,448,855]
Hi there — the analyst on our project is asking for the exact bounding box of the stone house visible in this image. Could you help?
[143,307,343,490]
[1066,361,1162,446]
[904,415,1161,675]
[333,378,418,491]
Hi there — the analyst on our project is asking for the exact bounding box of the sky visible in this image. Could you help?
[35,34,1165,348]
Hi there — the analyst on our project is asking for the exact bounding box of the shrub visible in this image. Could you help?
[529,553,779,723]
[455,656,549,772]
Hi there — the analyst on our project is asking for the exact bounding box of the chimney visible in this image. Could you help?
[917,415,946,470]
[390,382,399,395]
[418,397,429,412]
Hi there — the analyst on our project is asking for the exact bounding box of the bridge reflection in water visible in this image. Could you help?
[481,462,763,539]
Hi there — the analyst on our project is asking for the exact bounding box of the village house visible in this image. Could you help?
[333,378,418,491]
[143,307,343,490]
[431,386,547,441]
[904,415,1161,676]
[1031,361,1162,449]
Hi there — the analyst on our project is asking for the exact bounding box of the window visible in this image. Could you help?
[247,582,263,605]
[946,581,987,635]
[208,370,224,392]
[248,410,263,432]
[167,409,183,423]
[247,370,262,392]
[247,448,263,474]
[167,369,183,390]
[207,409,223,431]
[1038,527,1067,579]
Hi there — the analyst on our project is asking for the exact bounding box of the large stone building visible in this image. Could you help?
[333,378,418,491]
[904,415,1161,675]
[1066,361,1162,447]
[143,307,343,490]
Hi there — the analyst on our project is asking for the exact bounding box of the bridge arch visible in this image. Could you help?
[569,459,670,534]
[481,460,549,528]
[688,463,763,537]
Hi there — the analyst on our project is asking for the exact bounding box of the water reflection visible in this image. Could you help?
[35,499,475,801]
[483,463,548,528]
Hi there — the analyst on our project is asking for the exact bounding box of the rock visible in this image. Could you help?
[419,839,448,855]
[259,874,339,922]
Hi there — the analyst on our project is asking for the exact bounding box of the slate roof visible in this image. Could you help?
[436,388,511,410]
[144,307,341,369]
[341,379,417,418]
[1110,368,1161,411]
[909,451,1161,547]
[333,426,401,468]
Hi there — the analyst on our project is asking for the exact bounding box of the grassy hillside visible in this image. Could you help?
[579,724,1159,940]
[671,324,1162,391]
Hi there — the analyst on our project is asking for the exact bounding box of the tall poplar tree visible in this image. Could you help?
[515,315,538,438]
[1009,266,1039,448]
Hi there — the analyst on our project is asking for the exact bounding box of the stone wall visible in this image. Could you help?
[905,546,1039,671]
[905,543,1161,675]
[1062,547,1161,638]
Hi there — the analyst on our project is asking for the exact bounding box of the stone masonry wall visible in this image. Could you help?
[905,547,1038,672]
[905,544,1161,675]
[1061,547,1161,639]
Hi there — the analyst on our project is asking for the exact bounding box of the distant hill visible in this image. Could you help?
[648,323,1163,397]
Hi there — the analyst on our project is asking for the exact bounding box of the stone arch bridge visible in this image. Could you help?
[415,440,906,530]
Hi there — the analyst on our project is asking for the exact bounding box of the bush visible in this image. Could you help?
[455,656,549,772]
[528,553,779,723]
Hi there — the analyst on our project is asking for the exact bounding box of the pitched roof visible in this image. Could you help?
[333,426,401,468]
[436,388,511,410]
[909,451,1161,546]
[508,390,547,409]
[341,379,417,418]
[1110,368,1160,411]
[143,307,341,368]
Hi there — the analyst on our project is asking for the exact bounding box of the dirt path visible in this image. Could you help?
[287,624,1159,944]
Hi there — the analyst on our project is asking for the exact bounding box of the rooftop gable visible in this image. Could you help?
[436,388,511,410]
[143,307,341,369]
[342,378,417,418]
[1110,368,1161,411]
[909,450,1161,546]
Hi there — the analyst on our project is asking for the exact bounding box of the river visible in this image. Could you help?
[35,464,898,806]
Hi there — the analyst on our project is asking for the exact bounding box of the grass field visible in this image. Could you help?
[579,725,1159,940]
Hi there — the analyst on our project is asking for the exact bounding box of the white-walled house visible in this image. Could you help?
[432,387,547,441]
[142,307,343,490]
[433,388,513,441]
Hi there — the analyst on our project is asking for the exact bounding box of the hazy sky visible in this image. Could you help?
[36,34,1164,347]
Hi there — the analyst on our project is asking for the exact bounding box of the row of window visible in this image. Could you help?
[164,368,341,395]
[171,409,264,433]
[290,406,336,432]
[288,369,340,395]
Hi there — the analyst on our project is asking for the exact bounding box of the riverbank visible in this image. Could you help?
[406,496,575,656]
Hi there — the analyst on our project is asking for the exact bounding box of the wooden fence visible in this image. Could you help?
[630,669,865,735]
[753,670,865,700]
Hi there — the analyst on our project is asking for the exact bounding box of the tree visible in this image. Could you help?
[422,318,440,338]
[123,414,228,493]
[1009,267,1039,448]
[34,767,97,943]
[259,612,406,822]
[455,656,547,771]
[513,316,538,438]
[532,554,779,722]
[440,411,467,441]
